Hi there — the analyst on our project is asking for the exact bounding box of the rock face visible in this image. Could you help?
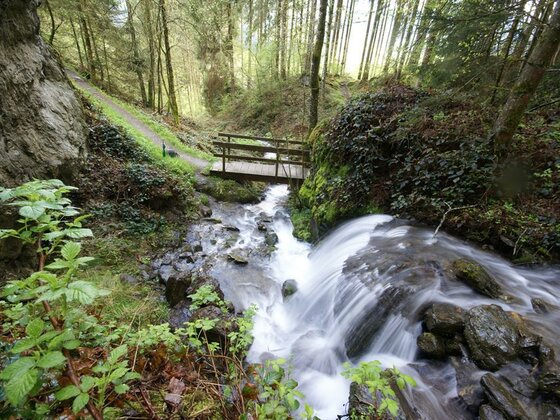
[0,0,87,187]
[417,332,446,359]
[464,305,520,371]
[424,303,465,337]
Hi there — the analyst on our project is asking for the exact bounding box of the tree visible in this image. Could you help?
[491,0,560,156]
[125,0,147,106]
[309,0,328,135]
[159,0,179,125]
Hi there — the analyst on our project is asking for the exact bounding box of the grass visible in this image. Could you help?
[73,83,214,175]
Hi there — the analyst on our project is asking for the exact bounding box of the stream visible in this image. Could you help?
[162,185,560,419]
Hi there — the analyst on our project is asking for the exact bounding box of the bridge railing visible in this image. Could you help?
[213,132,310,179]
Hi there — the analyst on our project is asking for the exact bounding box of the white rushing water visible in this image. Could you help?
[207,185,560,419]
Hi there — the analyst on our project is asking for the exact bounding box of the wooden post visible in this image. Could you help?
[227,135,231,163]
[275,141,279,179]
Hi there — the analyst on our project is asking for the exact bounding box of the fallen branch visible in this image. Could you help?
[513,227,528,256]
[433,202,478,238]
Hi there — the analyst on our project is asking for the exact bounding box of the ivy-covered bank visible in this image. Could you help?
[293,84,559,263]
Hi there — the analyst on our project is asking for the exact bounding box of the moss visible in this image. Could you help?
[196,176,265,204]
[290,207,312,242]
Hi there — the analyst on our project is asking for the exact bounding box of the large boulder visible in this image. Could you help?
[417,333,446,359]
[424,302,465,337]
[464,305,520,371]
[451,259,503,299]
[0,0,86,278]
[0,0,86,187]
[481,373,532,419]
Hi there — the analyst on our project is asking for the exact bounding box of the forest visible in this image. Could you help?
[0,0,559,418]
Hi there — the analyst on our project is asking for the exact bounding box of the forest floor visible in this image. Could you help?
[68,71,209,172]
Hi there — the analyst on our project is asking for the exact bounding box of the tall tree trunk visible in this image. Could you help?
[362,0,382,80]
[248,0,254,87]
[226,1,236,90]
[383,0,404,73]
[88,17,104,83]
[102,37,111,92]
[491,0,560,157]
[396,0,421,79]
[159,0,179,124]
[143,0,157,109]
[372,0,391,76]
[309,0,328,134]
[78,0,96,81]
[490,0,527,104]
[44,0,57,44]
[358,0,376,79]
[305,0,318,74]
[126,0,148,106]
[287,0,296,75]
[340,0,355,72]
[322,0,335,89]
[280,0,288,79]
[329,0,343,69]
[69,17,84,70]
[408,0,432,68]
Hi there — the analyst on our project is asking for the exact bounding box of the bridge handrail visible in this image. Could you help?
[213,133,310,180]
[218,132,305,145]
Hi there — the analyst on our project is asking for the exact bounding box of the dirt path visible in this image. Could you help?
[68,71,209,171]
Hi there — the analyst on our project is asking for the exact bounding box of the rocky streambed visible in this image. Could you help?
[140,185,560,419]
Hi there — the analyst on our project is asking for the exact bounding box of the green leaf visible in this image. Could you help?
[65,228,93,239]
[43,231,66,241]
[25,318,45,339]
[114,384,129,394]
[72,393,90,414]
[11,338,36,354]
[109,367,129,381]
[47,329,73,350]
[19,204,45,220]
[0,357,36,380]
[5,368,39,406]
[45,260,70,270]
[37,351,66,369]
[108,345,128,364]
[63,339,81,350]
[55,385,81,401]
[61,242,81,261]
[65,281,104,304]
[80,376,96,392]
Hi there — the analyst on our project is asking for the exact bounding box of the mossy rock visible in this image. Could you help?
[195,176,265,204]
[451,258,503,299]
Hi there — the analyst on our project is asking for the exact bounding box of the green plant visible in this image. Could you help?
[342,361,417,418]
[0,180,137,419]
[250,358,318,420]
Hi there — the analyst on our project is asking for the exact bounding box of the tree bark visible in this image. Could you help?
[322,0,335,89]
[126,0,148,106]
[491,0,560,157]
[358,0,376,79]
[159,0,179,124]
[309,0,328,135]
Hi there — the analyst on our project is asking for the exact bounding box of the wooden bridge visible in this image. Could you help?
[210,133,310,185]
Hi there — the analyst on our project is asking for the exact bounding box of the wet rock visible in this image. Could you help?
[481,373,531,419]
[177,252,195,263]
[347,382,374,419]
[539,341,556,364]
[417,333,446,359]
[199,205,212,218]
[265,232,279,246]
[119,273,138,284]
[497,364,538,400]
[203,217,222,224]
[191,305,233,345]
[451,258,503,299]
[257,222,268,232]
[158,265,176,283]
[445,334,466,356]
[169,300,193,329]
[531,297,554,314]
[479,404,506,420]
[281,279,298,299]
[165,272,192,307]
[539,362,560,398]
[345,286,412,358]
[228,251,249,264]
[192,242,203,253]
[188,273,225,301]
[539,403,560,419]
[464,305,520,371]
[223,225,240,232]
[424,303,465,337]
[451,357,485,414]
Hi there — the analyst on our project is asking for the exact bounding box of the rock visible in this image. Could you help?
[347,382,374,419]
[464,305,520,371]
[223,225,240,232]
[479,404,506,420]
[192,242,203,253]
[445,334,466,356]
[177,252,195,263]
[417,333,446,359]
[424,303,465,337]
[344,286,412,358]
[257,222,267,232]
[203,217,222,224]
[264,232,279,246]
[199,205,212,218]
[481,373,531,420]
[281,279,298,299]
[165,272,192,307]
[531,297,554,314]
[228,251,248,265]
[451,258,503,298]
[164,393,182,406]
[191,305,233,345]
[0,1,86,188]
[539,403,560,419]
[119,273,138,284]
[539,362,560,398]
[169,301,193,329]
[450,357,485,414]
[158,265,176,283]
